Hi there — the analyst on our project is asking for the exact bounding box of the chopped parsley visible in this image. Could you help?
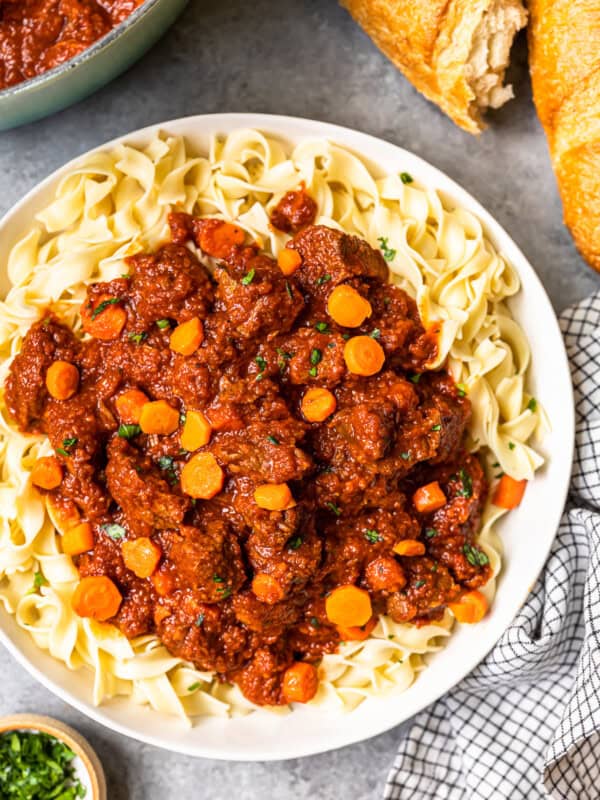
[156,319,171,330]
[377,236,396,262]
[463,543,489,568]
[326,501,341,516]
[316,274,331,286]
[310,348,322,366]
[383,296,391,307]
[32,571,48,591]
[400,172,413,184]
[101,523,126,541]
[314,321,329,333]
[195,613,205,627]
[91,296,121,320]
[527,397,538,412]
[401,452,411,460]
[56,436,77,457]
[0,730,86,800]
[414,580,426,589]
[288,535,303,551]
[409,373,421,384]
[241,268,256,285]
[369,328,381,339]
[213,574,224,583]
[128,331,147,345]
[457,383,467,397]
[456,468,473,498]
[179,412,187,425]
[118,423,141,439]
[431,424,442,432]
[364,529,382,544]
[285,280,294,299]
[308,366,318,378]
[187,682,201,692]
[217,586,232,599]
[276,348,292,360]
[425,528,438,538]
[309,616,320,628]
[508,442,516,450]
[266,435,279,445]
[157,456,177,485]
[255,355,267,381]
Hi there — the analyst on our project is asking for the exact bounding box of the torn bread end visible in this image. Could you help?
[466,0,527,112]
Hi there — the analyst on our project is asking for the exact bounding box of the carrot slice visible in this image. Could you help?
[301,387,337,422]
[327,285,372,327]
[72,575,122,621]
[254,483,296,511]
[122,537,162,579]
[251,573,285,605]
[413,481,446,513]
[169,317,204,356]
[198,220,245,258]
[343,336,385,376]
[180,410,212,451]
[325,585,372,627]
[393,539,426,557]
[115,389,148,424]
[62,522,94,556]
[448,590,488,624]
[181,452,225,499]
[81,295,127,341]
[492,475,527,509]
[282,661,319,704]
[337,617,377,642]
[31,456,63,490]
[277,248,302,276]
[139,400,180,435]
[45,361,79,400]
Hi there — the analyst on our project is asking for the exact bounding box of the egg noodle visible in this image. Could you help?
[0,129,545,723]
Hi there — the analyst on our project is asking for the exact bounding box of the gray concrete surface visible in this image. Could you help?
[0,1,598,798]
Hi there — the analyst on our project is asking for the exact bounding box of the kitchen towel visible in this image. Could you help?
[385,291,600,800]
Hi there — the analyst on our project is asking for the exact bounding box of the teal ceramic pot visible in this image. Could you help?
[0,0,188,132]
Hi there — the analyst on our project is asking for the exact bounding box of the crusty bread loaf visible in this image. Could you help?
[528,0,600,271]
[341,0,527,133]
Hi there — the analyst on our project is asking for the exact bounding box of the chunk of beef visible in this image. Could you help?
[273,328,346,388]
[289,225,388,295]
[105,438,189,537]
[230,645,291,706]
[386,557,461,623]
[127,244,214,326]
[5,315,78,432]
[270,188,317,233]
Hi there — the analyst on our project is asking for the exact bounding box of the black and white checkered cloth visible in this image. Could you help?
[385,292,600,800]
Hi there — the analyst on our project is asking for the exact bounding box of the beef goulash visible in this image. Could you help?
[6,188,490,706]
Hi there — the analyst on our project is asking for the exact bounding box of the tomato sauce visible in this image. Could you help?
[0,0,144,91]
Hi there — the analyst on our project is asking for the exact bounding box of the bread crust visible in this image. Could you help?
[341,0,526,134]
[529,0,600,270]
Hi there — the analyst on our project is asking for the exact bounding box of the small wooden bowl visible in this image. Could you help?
[0,714,106,800]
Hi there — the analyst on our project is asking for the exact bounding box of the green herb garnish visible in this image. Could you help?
[425,528,438,538]
[156,319,171,330]
[316,274,331,286]
[463,543,489,568]
[409,373,421,384]
[55,448,70,458]
[414,579,426,589]
[0,730,86,800]
[364,529,382,544]
[308,366,318,378]
[457,383,467,397]
[527,398,537,412]
[91,297,121,320]
[400,172,413,184]
[195,613,205,627]
[315,322,329,333]
[187,682,201,692]
[377,237,396,262]
[128,331,147,345]
[266,435,279,445]
[288,535,303,551]
[326,501,341,516]
[217,586,232,599]
[508,441,516,450]
[118,423,141,439]
[310,348,322,366]
[32,571,48,591]
[101,523,126,541]
[309,616,320,628]
[285,281,294,299]
[431,424,442,432]
[456,468,473,498]
[213,574,224,583]
[370,329,381,339]
[241,268,256,285]
[157,456,177,485]
[401,452,411,460]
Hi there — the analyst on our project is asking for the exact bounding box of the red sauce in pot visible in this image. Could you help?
[0,0,144,91]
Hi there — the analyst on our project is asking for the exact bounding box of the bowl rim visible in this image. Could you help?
[0,0,166,101]
[0,113,575,760]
